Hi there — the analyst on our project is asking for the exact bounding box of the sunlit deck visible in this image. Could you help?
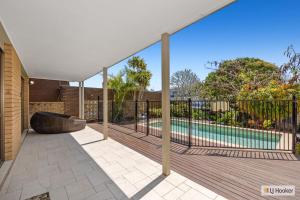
[89,123,300,200]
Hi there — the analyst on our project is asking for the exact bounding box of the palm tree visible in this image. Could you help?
[126,56,152,101]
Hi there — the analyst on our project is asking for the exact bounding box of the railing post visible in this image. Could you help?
[135,99,138,132]
[111,99,114,123]
[292,95,297,154]
[146,99,150,136]
[188,98,192,148]
[97,96,100,122]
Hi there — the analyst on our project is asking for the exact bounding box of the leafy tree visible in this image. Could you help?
[108,71,135,121]
[237,80,299,123]
[236,48,300,124]
[126,56,152,100]
[238,80,299,100]
[281,45,300,84]
[170,69,201,99]
[202,58,280,100]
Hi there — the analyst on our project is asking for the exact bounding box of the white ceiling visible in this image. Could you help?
[0,0,235,81]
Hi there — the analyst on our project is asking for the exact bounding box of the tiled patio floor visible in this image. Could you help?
[0,126,226,200]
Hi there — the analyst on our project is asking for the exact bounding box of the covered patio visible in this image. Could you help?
[0,0,236,176]
[3,0,299,199]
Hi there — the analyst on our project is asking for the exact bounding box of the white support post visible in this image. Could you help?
[81,81,85,119]
[161,33,170,176]
[79,81,82,118]
[103,67,108,140]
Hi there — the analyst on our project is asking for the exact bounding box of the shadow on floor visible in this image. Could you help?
[130,175,165,200]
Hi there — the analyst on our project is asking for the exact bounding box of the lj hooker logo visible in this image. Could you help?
[261,185,295,196]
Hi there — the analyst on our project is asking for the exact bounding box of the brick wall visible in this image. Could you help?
[58,86,161,118]
[23,77,29,130]
[3,43,29,160]
[29,102,64,120]
[29,78,69,102]
[28,83,161,122]
[60,86,114,117]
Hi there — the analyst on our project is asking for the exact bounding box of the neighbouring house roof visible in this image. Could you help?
[0,0,235,81]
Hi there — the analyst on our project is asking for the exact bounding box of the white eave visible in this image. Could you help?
[0,0,235,81]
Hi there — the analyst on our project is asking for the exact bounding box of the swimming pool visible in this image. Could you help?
[149,120,283,149]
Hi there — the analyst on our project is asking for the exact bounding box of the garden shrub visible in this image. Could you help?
[296,143,300,155]
[263,119,272,129]
[192,109,203,120]
[217,111,236,125]
[171,103,189,117]
[149,108,162,118]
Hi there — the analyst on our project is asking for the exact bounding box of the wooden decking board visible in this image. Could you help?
[88,123,300,200]
[105,124,298,199]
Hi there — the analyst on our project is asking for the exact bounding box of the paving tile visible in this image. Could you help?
[153,181,175,196]
[133,177,153,190]
[214,195,228,200]
[177,183,191,192]
[50,170,76,189]
[20,181,47,200]
[103,163,126,174]
[163,187,185,200]
[123,170,147,184]
[165,173,187,187]
[106,181,128,200]
[140,190,165,200]
[86,170,111,186]
[0,190,22,200]
[72,162,95,176]
[66,177,94,195]
[116,179,138,197]
[179,188,211,200]
[85,190,115,200]
[68,188,96,200]
[184,180,218,199]
[49,187,68,200]
[38,175,51,188]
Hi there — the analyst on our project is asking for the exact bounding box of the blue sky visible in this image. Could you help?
[77,0,300,90]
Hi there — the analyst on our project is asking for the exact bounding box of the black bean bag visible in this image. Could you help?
[30,112,86,134]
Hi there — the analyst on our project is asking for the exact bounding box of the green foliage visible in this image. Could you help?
[149,108,162,118]
[109,56,152,121]
[126,56,152,100]
[238,80,299,100]
[263,120,272,129]
[202,58,280,100]
[192,109,202,120]
[281,45,300,84]
[217,111,237,125]
[171,103,189,117]
[237,80,300,123]
[296,143,300,155]
[108,71,135,121]
[192,109,214,120]
[170,69,201,99]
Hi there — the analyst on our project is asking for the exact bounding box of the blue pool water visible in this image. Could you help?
[150,120,282,149]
